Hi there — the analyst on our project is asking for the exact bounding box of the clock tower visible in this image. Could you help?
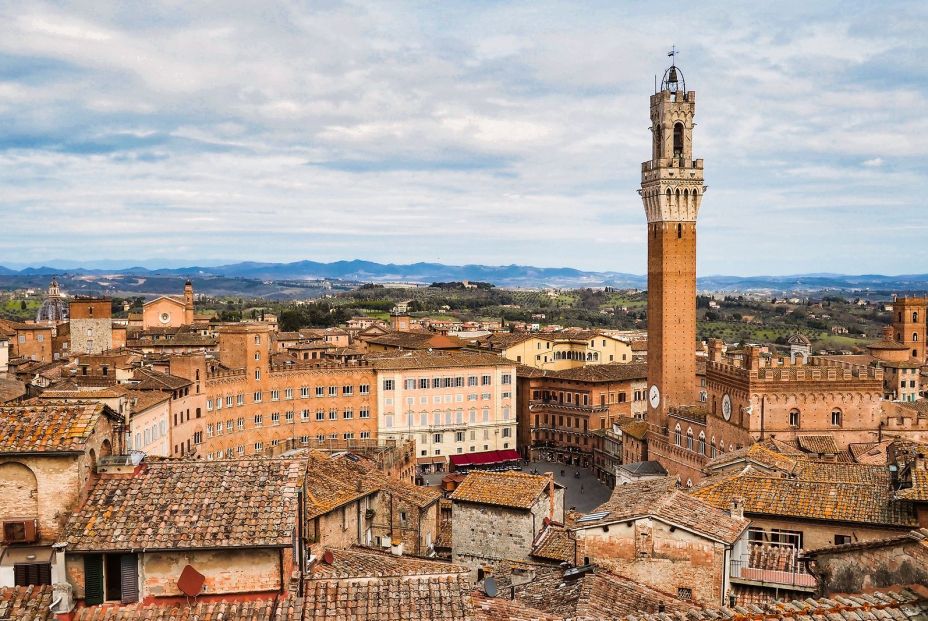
[641,60,705,428]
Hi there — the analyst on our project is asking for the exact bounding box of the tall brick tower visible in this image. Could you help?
[893,296,926,362]
[640,60,705,428]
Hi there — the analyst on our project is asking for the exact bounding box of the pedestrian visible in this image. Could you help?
[581,484,584,494]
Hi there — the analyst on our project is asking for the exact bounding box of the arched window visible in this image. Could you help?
[673,122,684,157]
[914,311,919,322]
[686,428,694,451]
[913,332,919,342]
[698,431,706,455]
[710,437,717,458]
[831,409,842,427]
[674,424,682,446]
[789,409,800,427]
[677,223,682,238]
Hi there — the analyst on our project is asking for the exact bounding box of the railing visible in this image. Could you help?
[528,400,608,414]
[730,545,816,590]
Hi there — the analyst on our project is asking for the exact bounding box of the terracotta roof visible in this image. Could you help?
[617,417,650,441]
[621,587,928,621]
[0,377,26,404]
[70,597,301,620]
[368,349,512,370]
[704,443,798,474]
[796,434,840,455]
[304,574,472,621]
[311,546,468,579]
[363,331,466,350]
[130,367,192,390]
[691,466,918,527]
[64,458,305,551]
[126,389,171,413]
[849,440,892,465]
[547,363,647,383]
[576,478,748,544]
[0,403,113,454]
[0,585,53,621]
[897,458,928,502]
[531,524,574,562]
[509,566,689,621]
[451,471,557,510]
[435,518,453,549]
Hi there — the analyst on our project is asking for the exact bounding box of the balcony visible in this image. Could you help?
[529,400,608,414]
[730,543,816,591]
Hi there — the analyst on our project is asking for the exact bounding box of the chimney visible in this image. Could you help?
[883,325,895,342]
[708,339,724,363]
[729,497,744,521]
[390,537,404,556]
[744,346,761,370]
[544,472,555,519]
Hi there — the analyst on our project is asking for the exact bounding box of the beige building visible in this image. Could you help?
[141,281,195,329]
[370,350,517,467]
[471,331,634,370]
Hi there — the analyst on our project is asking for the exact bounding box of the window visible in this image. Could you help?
[237,394,244,406]
[316,409,325,421]
[285,410,294,423]
[253,391,263,403]
[83,553,139,604]
[674,424,682,446]
[193,431,203,444]
[359,384,370,395]
[206,424,214,437]
[360,431,370,439]
[501,373,512,385]
[301,386,310,398]
[467,376,477,387]
[383,379,395,391]
[329,408,338,420]
[502,427,511,438]
[343,432,354,440]
[677,587,692,601]
[831,408,842,427]
[255,442,263,452]
[481,375,491,385]
[344,408,353,419]
[360,407,370,419]
[254,414,263,427]
[301,409,309,421]
[455,431,465,442]
[316,386,325,397]
[300,435,309,445]
[405,379,416,390]
[207,399,213,411]
[789,409,800,427]
[285,388,293,400]
[271,390,280,401]
[698,432,705,455]
[328,386,337,397]
[834,534,852,545]
[238,417,245,430]
[255,369,261,380]
[433,433,442,443]
[254,335,261,344]
[343,385,353,396]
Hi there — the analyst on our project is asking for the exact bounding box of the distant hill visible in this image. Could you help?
[1,260,928,294]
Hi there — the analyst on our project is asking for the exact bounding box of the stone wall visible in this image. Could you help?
[811,536,928,596]
[70,318,113,355]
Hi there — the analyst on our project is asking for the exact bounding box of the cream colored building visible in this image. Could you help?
[470,331,634,371]
[370,350,517,466]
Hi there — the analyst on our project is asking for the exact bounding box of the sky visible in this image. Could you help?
[1,1,926,275]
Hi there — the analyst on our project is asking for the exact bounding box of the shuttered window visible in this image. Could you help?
[120,554,139,604]
[84,554,104,605]
[13,563,51,586]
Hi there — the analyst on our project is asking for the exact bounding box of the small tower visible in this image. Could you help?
[184,280,194,325]
[893,296,927,362]
[640,57,706,427]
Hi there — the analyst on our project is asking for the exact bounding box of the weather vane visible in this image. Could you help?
[668,45,678,63]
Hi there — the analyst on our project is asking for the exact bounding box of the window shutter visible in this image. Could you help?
[13,564,27,586]
[120,554,139,604]
[37,562,51,585]
[84,554,104,605]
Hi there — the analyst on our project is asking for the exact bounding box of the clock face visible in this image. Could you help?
[649,385,660,409]
[159,312,171,324]
[722,394,732,421]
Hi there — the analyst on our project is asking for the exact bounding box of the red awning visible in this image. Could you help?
[449,449,521,468]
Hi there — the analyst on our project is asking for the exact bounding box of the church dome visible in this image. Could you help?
[36,277,68,323]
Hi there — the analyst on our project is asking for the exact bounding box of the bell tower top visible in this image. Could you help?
[641,53,704,224]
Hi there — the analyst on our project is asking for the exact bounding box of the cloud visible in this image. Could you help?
[0,0,926,275]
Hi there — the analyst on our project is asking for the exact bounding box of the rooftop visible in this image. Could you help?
[310,546,468,580]
[368,349,512,370]
[575,478,748,544]
[0,403,115,454]
[451,471,557,510]
[64,458,305,551]
[547,362,647,383]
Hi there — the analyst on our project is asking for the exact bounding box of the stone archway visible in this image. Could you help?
[0,462,38,520]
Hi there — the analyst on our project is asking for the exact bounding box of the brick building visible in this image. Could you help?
[68,298,112,355]
[518,363,647,469]
[571,477,747,607]
[0,403,122,589]
[61,457,306,608]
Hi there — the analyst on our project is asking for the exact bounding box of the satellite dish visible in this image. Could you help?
[484,577,498,598]
[177,564,206,597]
[322,549,334,565]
